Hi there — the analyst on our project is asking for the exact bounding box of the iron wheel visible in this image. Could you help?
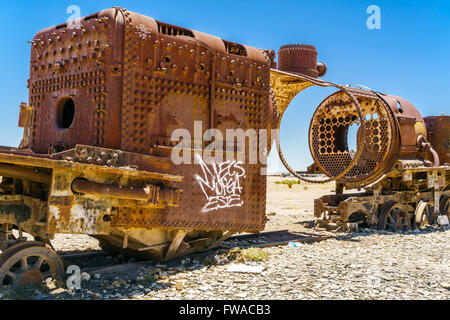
[414,200,434,229]
[0,241,65,288]
[378,200,411,231]
[440,196,450,219]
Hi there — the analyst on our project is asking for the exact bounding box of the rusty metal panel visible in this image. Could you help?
[10,7,274,234]
[425,116,450,165]
[29,8,124,154]
[108,8,270,232]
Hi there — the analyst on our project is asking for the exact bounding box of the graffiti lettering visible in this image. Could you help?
[195,154,245,213]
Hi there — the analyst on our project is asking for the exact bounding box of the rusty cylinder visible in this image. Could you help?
[0,164,51,184]
[278,44,327,78]
[71,178,158,201]
[71,178,181,206]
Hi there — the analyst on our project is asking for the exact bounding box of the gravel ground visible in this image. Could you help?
[1,177,449,300]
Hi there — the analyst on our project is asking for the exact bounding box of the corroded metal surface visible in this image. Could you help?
[271,55,448,232]
[424,116,450,165]
[0,7,279,268]
[278,44,326,78]
[0,5,447,272]
[11,7,273,236]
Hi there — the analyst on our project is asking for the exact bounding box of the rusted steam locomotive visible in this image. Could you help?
[0,6,448,289]
[0,7,284,288]
[271,46,450,232]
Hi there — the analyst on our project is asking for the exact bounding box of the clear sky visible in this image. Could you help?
[0,1,448,172]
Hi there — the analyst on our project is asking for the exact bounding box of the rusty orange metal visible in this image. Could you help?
[0,7,279,268]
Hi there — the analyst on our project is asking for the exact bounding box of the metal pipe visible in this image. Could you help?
[71,178,157,201]
[429,147,440,167]
[417,135,440,167]
[0,164,51,184]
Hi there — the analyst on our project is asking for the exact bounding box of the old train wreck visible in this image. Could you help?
[0,7,448,288]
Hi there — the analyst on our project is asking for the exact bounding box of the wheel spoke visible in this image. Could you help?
[34,257,44,269]
[21,257,29,271]
[387,212,394,225]
[390,210,399,230]
[6,271,17,280]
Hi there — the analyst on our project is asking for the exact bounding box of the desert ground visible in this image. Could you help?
[1,177,449,300]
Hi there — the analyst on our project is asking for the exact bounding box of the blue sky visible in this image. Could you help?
[0,1,448,172]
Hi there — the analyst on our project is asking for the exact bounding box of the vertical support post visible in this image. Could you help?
[433,170,441,216]
[164,230,187,261]
[123,232,129,249]
[0,224,9,242]
[336,182,344,195]
[0,223,10,251]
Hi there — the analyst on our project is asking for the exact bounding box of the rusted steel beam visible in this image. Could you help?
[0,164,51,184]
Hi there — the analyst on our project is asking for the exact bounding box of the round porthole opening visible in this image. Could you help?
[57,97,75,129]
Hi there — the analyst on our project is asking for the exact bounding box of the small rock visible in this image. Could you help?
[175,282,184,291]
[94,273,101,280]
[51,288,66,295]
[81,272,91,281]
[159,272,168,280]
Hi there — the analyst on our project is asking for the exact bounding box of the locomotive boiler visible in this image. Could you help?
[0,7,285,288]
[271,45,449,232]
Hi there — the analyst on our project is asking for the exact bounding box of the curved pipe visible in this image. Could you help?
[429,147,440,167]
[417,135,440,167]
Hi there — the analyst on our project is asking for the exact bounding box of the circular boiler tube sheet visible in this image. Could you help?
[275,74,368,184]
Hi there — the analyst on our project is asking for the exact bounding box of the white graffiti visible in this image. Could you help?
[195,154,245,213]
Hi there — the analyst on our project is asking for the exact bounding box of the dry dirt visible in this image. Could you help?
[1,177,449,300]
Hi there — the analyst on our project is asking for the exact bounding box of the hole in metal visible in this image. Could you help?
[57,97,75,129]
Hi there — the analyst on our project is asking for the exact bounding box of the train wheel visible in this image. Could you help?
[0,241,65,288]
[415,200,434,229]
[440,196,450,219]
[378,201,411,231]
